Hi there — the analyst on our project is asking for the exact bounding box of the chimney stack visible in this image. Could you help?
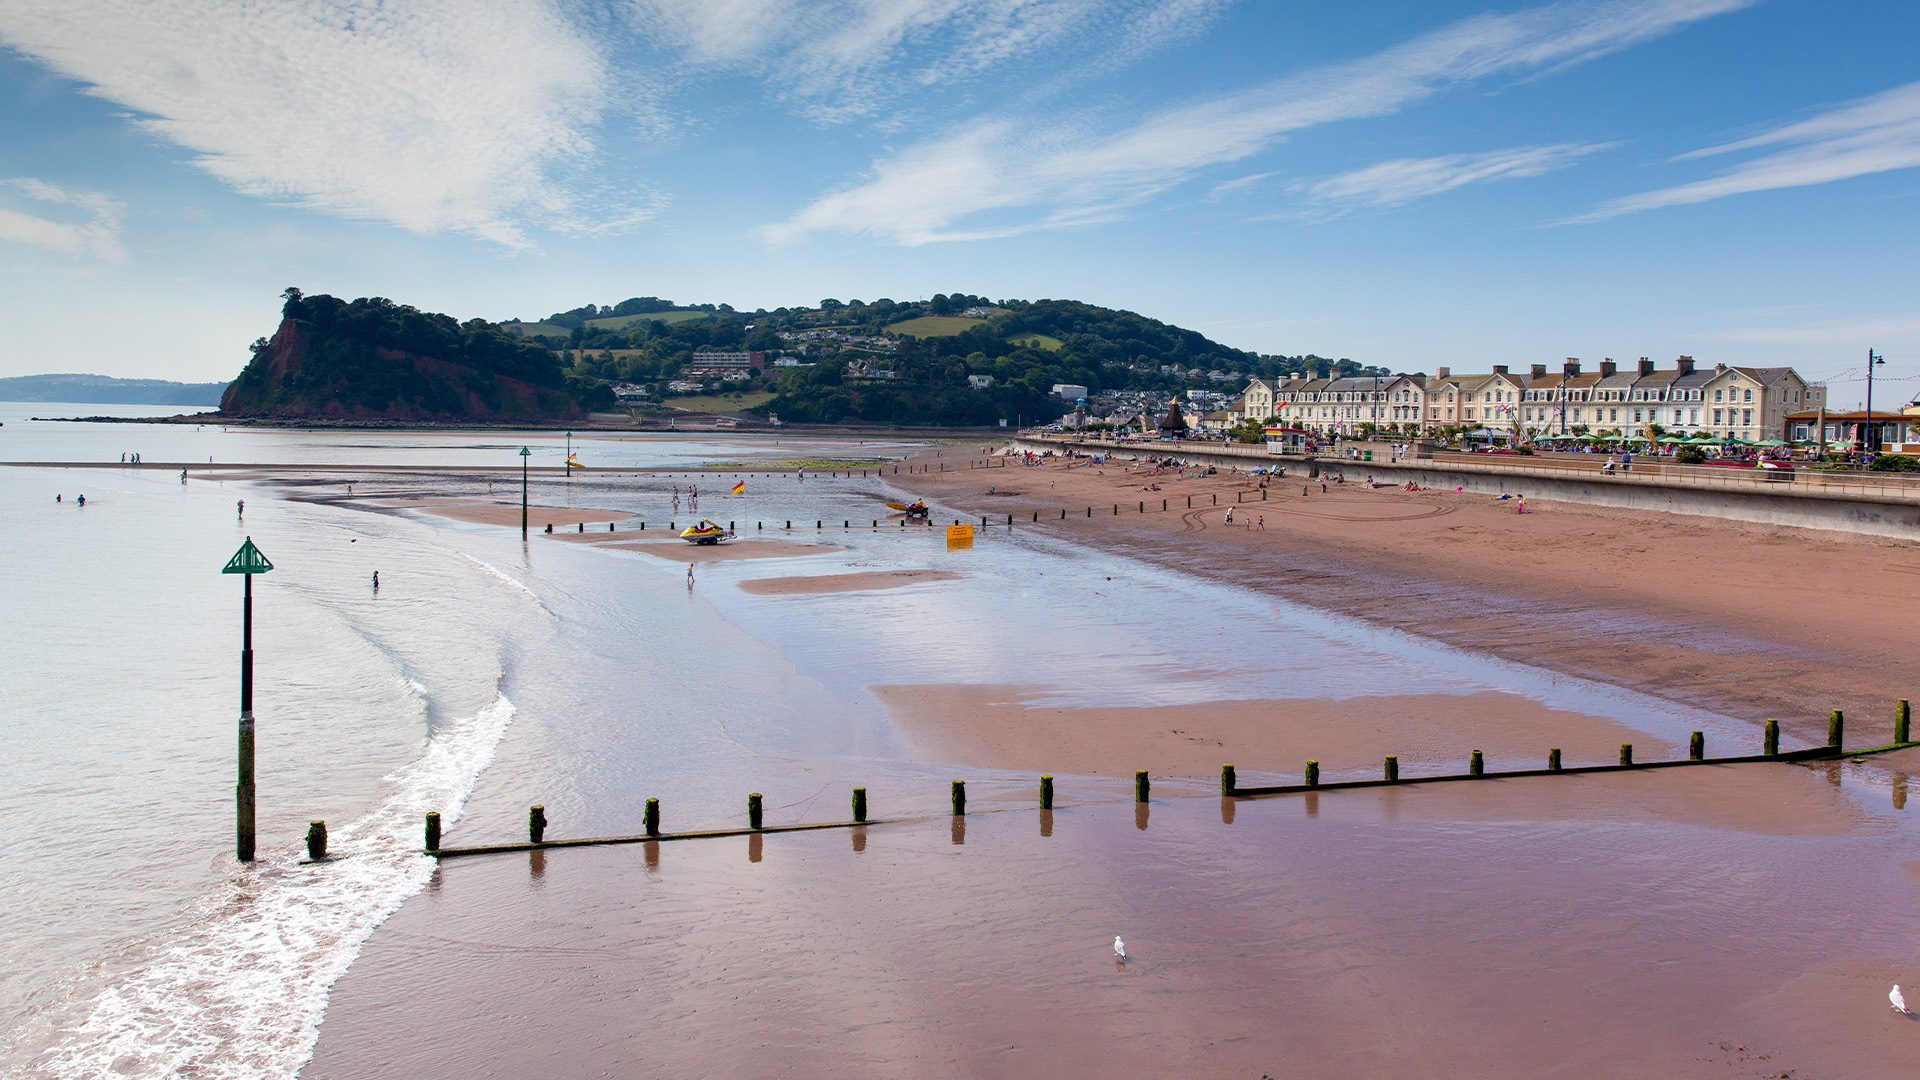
[1493,364,1509,376]
[1600,360,1617,377]
[1637,357,1654,377]
[1676,355,1695,375]
[1563,358,1581,376]
[1435,366,1450,379]
[1530,363,1547,379]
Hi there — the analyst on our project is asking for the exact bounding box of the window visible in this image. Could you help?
[1714,389,1723,402]
[1609,408,1618,422]
[1633,409,1643,423]
[1690,408,1699,424]
[1713,409,1723,424]
[1743,409,1752,425]
[1743,389,1752,402]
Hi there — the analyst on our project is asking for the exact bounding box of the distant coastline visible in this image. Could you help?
[0,373,229,406]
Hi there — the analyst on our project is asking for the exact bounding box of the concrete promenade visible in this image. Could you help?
[1011,434,1920,538]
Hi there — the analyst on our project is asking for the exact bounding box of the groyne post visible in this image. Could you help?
[1899,699,1912,744]
[748,793,763,830]
[1548,748,1562,771]
[644,798,660,837]
[951,780,966,816]
[1690,731,1704,760]
[424,812,440,853]
[528,805,547,844]
[1305,760,1319,788]
[851,787,867,824]
[1384,755,1398,781]
[1135,770,1150,802]
[1620,744,1633,766]
[1765,719,1780,756]
[1470,750,1484,776]
[1221,763,1236,795]
[1830,709,1845,749]
[1040,775,1054,809]
[306,820,327,861]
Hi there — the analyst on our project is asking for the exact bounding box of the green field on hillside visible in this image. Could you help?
[885,315,992,337]
[1008,332,1063,351]
[665,390,775,413]
[586,310,713,331]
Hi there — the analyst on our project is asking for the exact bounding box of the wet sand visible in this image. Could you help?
[417,501,631,528]
[739,569,960,595]
[607,539,844,562]
[897,447,1920,750]
[304,768,1918,1080]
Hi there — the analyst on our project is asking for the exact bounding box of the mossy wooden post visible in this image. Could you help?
[1135,770,1150,802]
[1384,755,1399,782]
[644,798,660,837]
[951,780,966,816]
[1829,708,1844,749]
[1548,747,1561,771]
[423,812,441,853]
[528,805,547,844]
[1470,750,1484,776]
[1305,760,1320,788]
[1690,731,1704,760]
[1898,699,1912,744]
[306,820,327,861]
[1221,763,1237,795]
[851,787,867,823]
[1619,743,1633,766]
[1764,719,1780,756]
[1040,775,1054,809]
[748,793,763,831]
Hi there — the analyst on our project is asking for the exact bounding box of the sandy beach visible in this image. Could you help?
[897,445,1920,751]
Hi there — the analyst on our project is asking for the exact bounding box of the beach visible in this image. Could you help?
[7,422,1920,1079]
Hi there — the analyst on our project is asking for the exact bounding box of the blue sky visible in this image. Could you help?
[1,0,1916,404]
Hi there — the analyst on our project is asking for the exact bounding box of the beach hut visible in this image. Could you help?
[1158,400,1189,436]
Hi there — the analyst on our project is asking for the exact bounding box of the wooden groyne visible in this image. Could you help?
[373,704,1918,863]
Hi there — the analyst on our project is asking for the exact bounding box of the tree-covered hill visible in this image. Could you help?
[218,288,1375,424]
[220,289,589,421]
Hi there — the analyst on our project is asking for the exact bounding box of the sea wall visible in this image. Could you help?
[1008,436,1920,539]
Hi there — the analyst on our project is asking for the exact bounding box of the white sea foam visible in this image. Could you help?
[457,553,540,603]
[25,693,516,1080]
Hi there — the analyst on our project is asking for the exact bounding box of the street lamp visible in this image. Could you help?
[520,446,531,539]
[222,536,274,862]
[1865,349,1886,459]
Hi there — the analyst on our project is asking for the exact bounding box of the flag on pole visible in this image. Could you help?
[566,453,584,470]
[730,480,746,495]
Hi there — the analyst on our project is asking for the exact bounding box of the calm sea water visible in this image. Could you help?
[0,407,1909,1077]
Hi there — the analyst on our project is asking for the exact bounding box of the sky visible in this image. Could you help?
[0,0,1916,404]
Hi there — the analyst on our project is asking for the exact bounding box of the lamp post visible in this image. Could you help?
[520,446,531,539]
[222,537,273,862]
[1865,349,1885,460]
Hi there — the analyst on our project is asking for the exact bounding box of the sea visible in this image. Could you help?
[2,403,1917,1077]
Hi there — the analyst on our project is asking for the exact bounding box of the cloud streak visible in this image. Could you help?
[0,0,619,247]
[0,178,125,260]
[1296,143,1612,210]
[766,0,1754,243]
[1576,80,1920,221]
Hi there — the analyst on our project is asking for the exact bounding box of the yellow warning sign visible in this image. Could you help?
[946,523,974,547]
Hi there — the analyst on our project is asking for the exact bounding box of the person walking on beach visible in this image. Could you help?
[1257,514,1265,530]
[237,499,245,518]
[686,564,695,588]
[372,571,379,590]
[1224,506,1234,525]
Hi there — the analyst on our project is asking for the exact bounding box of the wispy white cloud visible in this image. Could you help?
[766,0,1754,244]
[1576,80,1920,221]
[627,0,1230,124]
[0,178,125,260]
[1297,143,1612,210]
[0,0,624,247]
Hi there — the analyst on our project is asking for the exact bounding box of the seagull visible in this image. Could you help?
[1894,985,1911,1015]
[1113,936,1127,962]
